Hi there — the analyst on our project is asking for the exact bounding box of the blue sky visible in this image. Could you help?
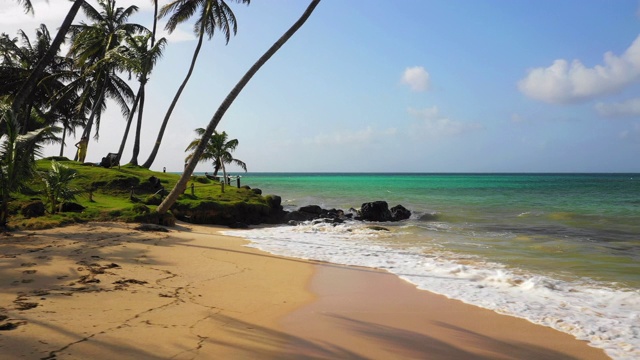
[2,0,640,172]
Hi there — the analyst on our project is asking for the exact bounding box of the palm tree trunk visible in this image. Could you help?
[59,125,66,157]
[157,0,321,214]
[141,25,206,169]
[151,0,158,47]
[11,0,83,115]
[76,81,107,161]
[129,85,146,165]
[116,86,142,164]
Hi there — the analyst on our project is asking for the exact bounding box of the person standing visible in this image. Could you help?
[75,136,88,163]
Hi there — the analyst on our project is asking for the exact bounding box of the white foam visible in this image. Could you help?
[224,222,640,360]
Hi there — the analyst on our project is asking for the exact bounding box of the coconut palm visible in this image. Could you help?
[68,0,143,158]
[184,129,247,184]
[0,24,77,137]
[109,32,167,165]
[15,0,34,14]
[11,0,84,116]
[157,0,321,213]
[141,0,250,169]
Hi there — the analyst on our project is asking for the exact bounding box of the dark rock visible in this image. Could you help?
[299,205,323,215]
[252,188,262,195]
[265,195,282,209]
[61,202,85,213]
[287,220,301,226]
[284,211,315,222]
[360,201,392,222]
[149,176,161,189]
[390,204,411,221]
[21,201,45,218]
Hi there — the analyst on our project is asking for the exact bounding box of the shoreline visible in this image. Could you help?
[282,262,609,359]
[0,222,609,359]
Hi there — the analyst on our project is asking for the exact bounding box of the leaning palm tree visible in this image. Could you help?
[184,129,247,183]
[157,0,321,214]
[141,0,250,169]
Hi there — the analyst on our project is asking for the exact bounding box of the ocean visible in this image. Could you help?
[218,173,640,359]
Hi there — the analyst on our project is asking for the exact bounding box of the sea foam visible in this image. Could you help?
[224,221,640,360]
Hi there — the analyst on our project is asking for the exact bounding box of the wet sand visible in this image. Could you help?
[0,222,609,359]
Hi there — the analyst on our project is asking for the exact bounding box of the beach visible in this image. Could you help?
[0,222,608,359]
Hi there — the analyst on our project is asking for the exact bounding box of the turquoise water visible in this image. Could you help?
[233,173,640,287]
[219,173,640,358]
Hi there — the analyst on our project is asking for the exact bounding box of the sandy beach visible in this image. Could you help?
[0,222,609,359]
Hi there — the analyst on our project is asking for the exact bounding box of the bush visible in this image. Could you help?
[131,204,150,214]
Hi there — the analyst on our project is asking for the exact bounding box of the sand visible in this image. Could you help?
[0,222,609,359]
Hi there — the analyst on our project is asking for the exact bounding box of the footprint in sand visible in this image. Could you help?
[14,302,38,311]
[22,270,37,275]
[21,262,37,267]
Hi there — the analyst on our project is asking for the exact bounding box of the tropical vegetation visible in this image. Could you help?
[185,128,247,187]
[1,0,321,228]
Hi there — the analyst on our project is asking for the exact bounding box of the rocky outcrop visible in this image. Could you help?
[358,201,392,222]
[390,204,411,221]
[284,201,411,225]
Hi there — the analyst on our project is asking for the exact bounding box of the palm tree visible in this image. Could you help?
[141,0,250,169]
[68,0,143,158]
[40,160,80,214]
[185,129,247,183]
[0,103,47,227]
[11,0,84,116]
[15,0,34,14]
[109,32,167,165]
[157,0,321,214]
[0,25,83,162]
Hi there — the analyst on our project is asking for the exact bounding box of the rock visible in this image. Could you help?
[252,188,262,195]
[61,202,85,213]
[360,201,392,222]
[390,204,411,221]
[299,205,322,215]
[265,195,282,209]
[21,201,45,218]
[284,211,315,222]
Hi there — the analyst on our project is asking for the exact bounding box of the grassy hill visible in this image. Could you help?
[6,158,277,230]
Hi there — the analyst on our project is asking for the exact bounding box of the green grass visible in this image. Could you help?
[6,157,268,230]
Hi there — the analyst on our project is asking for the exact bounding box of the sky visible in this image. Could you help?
[1,0,640,173]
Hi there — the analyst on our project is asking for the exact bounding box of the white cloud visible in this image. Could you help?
[304,126,397,146]
[596,98,640,118]
[408,106,484,136]
[518,34,640,104]
[401,66,431,92]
